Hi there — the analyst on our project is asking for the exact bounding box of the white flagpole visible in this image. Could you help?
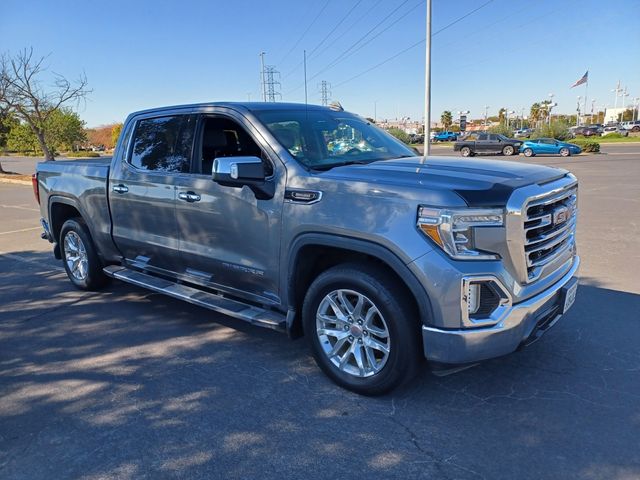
[583,72,588,125]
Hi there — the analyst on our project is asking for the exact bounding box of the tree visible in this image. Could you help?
[440,111,452,129]
[387,127,410,144]
[6,109,85,154]
[0,106,17,172]
[498,108,506,124]
[111,123,123,148]
[529,103,541,127]
[0,48,90,160]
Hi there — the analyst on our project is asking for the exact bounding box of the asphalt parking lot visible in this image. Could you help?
[1,146,639,479]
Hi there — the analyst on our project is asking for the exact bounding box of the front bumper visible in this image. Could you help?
[422,256,580,364]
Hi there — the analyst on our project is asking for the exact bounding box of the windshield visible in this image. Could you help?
[254,109,415,169]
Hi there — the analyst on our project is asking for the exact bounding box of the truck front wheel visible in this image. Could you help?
[460,146,472,157]
[60,218,108,291]
[302,263,421,395]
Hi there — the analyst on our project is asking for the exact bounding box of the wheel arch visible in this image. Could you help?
[285,233,433,338]
[48,196,100,261]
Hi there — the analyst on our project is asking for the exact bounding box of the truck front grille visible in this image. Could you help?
[523,186,578,281]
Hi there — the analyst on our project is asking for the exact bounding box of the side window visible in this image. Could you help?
[200,117,273,176]
[129,115,195,173]
[478,134,488,141]
[488,134,498,141]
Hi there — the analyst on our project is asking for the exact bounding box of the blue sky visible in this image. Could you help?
[3,0,639,127]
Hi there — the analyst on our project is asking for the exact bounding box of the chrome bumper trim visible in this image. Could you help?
[422,256,580,364]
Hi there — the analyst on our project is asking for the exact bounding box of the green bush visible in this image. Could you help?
[387,127,410,144]
[532,120,571,141]
[66,151,100,158]
[488,124,513,136]
[568,138,600,152]
[601,133,624,139]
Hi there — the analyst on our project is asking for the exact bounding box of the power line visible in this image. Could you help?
[284,0,420,95]
[332,0,494,89]
[278,0,331,66]
[311,0,386,63]
[283,0,363,80]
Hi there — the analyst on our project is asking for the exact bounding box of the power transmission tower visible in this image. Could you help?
[319,80,331,106]
[262,65,282,102]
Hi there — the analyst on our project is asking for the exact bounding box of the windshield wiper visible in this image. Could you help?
[312,160,372,171]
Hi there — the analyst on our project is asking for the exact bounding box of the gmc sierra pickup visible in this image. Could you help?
[34,102,580,395]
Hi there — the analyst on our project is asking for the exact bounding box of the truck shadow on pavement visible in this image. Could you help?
[1,251,639,479]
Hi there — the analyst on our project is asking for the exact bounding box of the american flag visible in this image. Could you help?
[571,71,589,88]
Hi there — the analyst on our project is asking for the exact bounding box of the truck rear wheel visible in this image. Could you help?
[302,263,421,395]
[60,218,108,291]
[460,146,472,157]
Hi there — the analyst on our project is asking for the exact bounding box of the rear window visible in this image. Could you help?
[129,115,195,173]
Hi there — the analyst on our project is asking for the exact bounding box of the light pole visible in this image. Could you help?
[620,87,629,122]
[484,105,489,127]
[611,81,622,118]
[548,93,555,125]
[422,0,432,160]
[590,99,596,124]
[520,107,525,129]
[634,97,640,122]
[374,100,378,123]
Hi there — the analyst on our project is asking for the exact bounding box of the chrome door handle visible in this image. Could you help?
[178,191,201,202]
[112,184,129,194]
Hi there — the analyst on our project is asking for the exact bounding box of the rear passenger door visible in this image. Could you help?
[109,112,196,274]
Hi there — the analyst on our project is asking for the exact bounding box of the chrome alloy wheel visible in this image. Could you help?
[316,289,391,378]
[63,231,89,281]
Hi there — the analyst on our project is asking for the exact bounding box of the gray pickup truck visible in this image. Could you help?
[34,102,579,395]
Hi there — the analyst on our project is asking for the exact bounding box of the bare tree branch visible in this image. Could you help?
[0,47,91,160]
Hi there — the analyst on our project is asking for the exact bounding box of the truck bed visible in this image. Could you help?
[36,158,115,262]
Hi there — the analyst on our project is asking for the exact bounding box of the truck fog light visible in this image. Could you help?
[466,283,481,315]
[461,277,512,327]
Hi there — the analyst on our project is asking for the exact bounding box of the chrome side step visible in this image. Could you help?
[103,265,286,331]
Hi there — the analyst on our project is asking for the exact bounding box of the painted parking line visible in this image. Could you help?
[0,226,42,235]
[0,204,41,212]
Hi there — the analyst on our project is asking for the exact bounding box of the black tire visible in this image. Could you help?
[302,263,421,396]
[460,146,472,157]
[632,126,640,132]
[60,218,109,291]
[502,145,515,156]
[523,148,534,157]
[559,147,570,157]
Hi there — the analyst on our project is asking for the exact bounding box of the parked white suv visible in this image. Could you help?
[621,120,640,132]
[602,125,629,137]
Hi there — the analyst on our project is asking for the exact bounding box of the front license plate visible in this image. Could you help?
[560,279,578,314]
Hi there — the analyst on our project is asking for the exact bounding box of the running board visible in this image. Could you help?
[103,265,286,331]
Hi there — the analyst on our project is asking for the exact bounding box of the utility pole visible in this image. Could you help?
[422,0,432,161]
[303,50,308,105]
[548,93,555,125]
[319,80,331,106]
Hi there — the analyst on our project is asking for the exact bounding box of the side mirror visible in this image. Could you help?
[212,156,274,200]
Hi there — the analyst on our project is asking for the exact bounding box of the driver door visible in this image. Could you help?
[174,111,285,306]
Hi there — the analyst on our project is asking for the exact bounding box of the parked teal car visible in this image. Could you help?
[520,138,581,157]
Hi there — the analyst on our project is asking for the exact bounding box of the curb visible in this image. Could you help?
[0,177,32,186]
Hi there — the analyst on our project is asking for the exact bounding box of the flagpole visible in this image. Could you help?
[583,73,588,126]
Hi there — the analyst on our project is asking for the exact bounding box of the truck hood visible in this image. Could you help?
[319,156,568,207]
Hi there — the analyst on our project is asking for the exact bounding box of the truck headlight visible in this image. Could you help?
[417,206,503,260]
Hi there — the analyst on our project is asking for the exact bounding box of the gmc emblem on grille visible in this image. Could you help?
[553,206,570,225]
